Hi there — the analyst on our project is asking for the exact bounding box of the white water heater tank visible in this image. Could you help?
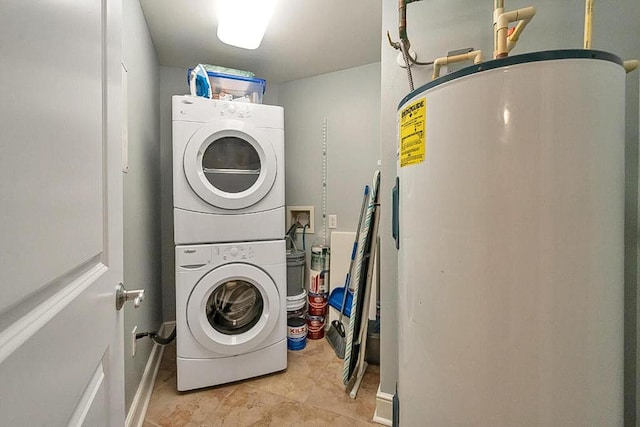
[394,50,625,425]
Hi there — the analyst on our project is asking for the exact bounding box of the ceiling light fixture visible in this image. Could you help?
[217,0,277,50]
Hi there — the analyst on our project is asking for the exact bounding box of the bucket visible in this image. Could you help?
[306,314,325,340]
[286,290,307,313]
[286,249,306,297]
[308,292,327,316]
[287,317,307,350]
[309,246,330,294]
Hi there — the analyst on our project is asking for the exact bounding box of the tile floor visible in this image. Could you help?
[143,338,381,426]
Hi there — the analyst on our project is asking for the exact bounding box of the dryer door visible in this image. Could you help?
[183,120,277,210]
[187,263,281,355]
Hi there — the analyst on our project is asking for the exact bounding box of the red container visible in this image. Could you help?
[306,314,325,340]
[308,292,327,316]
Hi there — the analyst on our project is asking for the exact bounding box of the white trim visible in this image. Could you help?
[68,362,105,427]
[125,321,175,427]
[0,263,107,364]
[372,384,393,426]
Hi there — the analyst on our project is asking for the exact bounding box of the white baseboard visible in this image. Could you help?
[372,384,393,426]
[125,321,175,427]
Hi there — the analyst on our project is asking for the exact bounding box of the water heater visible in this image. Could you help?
[394,50,625,425]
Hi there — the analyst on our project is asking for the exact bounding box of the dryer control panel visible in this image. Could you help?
[171,95,284,129]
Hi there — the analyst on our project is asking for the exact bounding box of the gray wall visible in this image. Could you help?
[379,0,640,423]
[279,63,381,254]
[159,66,186,323]
[159,65,281,321]
[122,0,162,413]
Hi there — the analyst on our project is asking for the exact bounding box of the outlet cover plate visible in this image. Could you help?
[131,326,137,358]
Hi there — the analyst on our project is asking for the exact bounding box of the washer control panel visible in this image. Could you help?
[176,241,284,270]
[216,244,255,261]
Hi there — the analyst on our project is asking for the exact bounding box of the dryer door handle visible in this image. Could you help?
[203,167,260,175]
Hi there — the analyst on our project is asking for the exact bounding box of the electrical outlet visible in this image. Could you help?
[131,326,137,358]
[329,214,337,229]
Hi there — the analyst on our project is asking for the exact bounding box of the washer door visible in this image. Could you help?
[187,263,280,355]
[183,119,277,210]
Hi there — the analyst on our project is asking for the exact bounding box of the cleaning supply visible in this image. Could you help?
[186,68,266,103]
[202,64,255,78]
[328,288,353,317]
[189,64,212,98]
[343,170,381,390]
[326,185,369,359]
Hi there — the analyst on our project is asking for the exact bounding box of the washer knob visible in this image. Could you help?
[230,247,239,257]
[227,104,236,114]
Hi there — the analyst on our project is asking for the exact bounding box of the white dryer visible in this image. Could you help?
[175,239,287,391]
[173,95,285,245]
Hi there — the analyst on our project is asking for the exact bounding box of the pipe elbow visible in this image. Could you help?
[495,5,536,58]
[470,50,483,64]
[519,6,537,21]
[496,13,510,32]
[624,60,640,73]
[433,57,447,67]
[432,57,446,79]
[431,64,442,80]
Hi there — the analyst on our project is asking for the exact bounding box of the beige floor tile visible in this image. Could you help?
[154,344,177,390]
[145,380,236,427]
[242,354,317,402]
[204,383,374,427]
[303,357,378,422]
[144,338,381,426]
[243,339,335,402]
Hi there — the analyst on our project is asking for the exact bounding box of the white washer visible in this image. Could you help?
[175,239,287,391]
[173,95,285,245]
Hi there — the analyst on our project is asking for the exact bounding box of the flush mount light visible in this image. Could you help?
[217,0,277,50]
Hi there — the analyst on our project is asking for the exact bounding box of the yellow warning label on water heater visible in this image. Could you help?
[399,97,426,167]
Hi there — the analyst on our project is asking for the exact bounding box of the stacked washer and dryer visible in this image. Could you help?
[172,95,287,391]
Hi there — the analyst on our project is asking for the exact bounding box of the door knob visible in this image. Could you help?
[115,282,145,310]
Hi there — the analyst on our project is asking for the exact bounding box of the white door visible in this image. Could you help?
[183,121,277,209]
[0,1,125,426]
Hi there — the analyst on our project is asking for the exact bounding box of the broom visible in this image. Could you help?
[327,185,369,359]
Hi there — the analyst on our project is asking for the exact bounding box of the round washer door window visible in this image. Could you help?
[183,120,277,210]
[206,279,263,335]
[187,263,280,355]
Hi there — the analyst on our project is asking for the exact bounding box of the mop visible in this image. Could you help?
[343,170,380,388]
[326,185,369,358]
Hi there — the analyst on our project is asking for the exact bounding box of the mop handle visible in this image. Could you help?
[338,185,370,322]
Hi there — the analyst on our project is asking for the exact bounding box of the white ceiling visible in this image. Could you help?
[139,0,382,84]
